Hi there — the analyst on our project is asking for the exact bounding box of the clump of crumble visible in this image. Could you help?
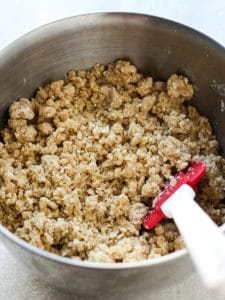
[0,60,225,262]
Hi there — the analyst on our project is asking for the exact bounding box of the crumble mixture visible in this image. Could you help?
[0,60,225,263]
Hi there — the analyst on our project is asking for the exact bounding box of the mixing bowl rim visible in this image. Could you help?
[1,12,225,59]
[0,224,187,269]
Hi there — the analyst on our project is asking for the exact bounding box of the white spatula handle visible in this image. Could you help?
[162,184,225,294]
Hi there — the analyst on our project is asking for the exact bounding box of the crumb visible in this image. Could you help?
[0,60,224,262]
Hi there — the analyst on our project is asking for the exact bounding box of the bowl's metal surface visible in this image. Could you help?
[0,12,225,297]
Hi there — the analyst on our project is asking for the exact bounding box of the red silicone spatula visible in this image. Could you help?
[143,161,225,295]
[143,161,206,229]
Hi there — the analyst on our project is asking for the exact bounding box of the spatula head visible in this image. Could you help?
[143,161,206,229]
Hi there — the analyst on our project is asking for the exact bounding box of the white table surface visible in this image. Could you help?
[0,1,225,299]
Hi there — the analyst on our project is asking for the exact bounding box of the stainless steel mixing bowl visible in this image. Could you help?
[0,13,225,298]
